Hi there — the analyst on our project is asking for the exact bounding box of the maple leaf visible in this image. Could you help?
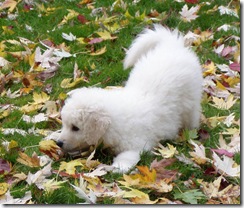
[174,189,206,204]
[200,176,240,204]
[17,152,40,168]
[22,113,48,124]
[212,152,240,177]
[60,77,88,89]
[58,9,79,27]
[0,0,18,13]
[21,91,50,113]
[179,4,199,22]
[211,94,237,110]
[62,32,76,41]
[59,159,84,175]
[189,140,211,164]
[26,163,52,190]
[218,134,240,154]
[153,143,177,158]
[71,183,97,204]
[43,178,66,193]
[150,158,178,181]
[0,190,32,204]
[34,47,61,71]
[39,140,63,160]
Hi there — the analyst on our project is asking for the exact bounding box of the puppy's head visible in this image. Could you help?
[57,91,111,152]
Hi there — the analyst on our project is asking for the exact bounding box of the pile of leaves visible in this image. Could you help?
[0,0,240,205]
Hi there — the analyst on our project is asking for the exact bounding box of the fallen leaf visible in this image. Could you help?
[60,77,88,88]
[39,140,63,160]
[211,94,237,110]
[0,183,8,195]
[17,152,40,168]
[179,4,200,22]
[174,189,206,204]
[0,159,11,175]
[59,159,84,175]
[212,152,240,177]
[189,140,211,164]
[150,158,178,180]
[62,32,76,41]
[153,143,177,158]
[0,0,18,13]
[90,46,107,56]
[43,178,66,193]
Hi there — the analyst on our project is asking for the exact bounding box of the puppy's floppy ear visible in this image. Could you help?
[78,108,111,145]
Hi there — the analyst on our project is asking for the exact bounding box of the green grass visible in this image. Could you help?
[0,0,240,205]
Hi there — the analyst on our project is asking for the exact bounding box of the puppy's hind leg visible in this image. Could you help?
[112,150,140,173]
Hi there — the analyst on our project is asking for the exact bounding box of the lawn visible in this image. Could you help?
[0,0,240,205]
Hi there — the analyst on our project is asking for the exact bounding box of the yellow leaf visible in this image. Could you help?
[202,61,216,76]
[39,140,63,160]
[96,31,117,40]
[123,187,148,199]
[90,46,107,56]
[153,143,177,158]
[43,179,66,193]
[59,159,84,175]
[125,10,133,19]
[0,183,8,196]
[216,80,226,90]
[211,94,237,110]
[0,0,18,13]
[33,91,50,104]
[131,194,158,204]
[2,26,14,35]
[58,9,79,27]
[119,174,140,187]
[17,152,40,168]
[8,140,18,149]
[60,77,87,88]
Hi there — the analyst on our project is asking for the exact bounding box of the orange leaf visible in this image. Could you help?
[39,140,63,160]
[17,152,40,168]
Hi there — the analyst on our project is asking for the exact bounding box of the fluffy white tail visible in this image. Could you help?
[123,24,184,69]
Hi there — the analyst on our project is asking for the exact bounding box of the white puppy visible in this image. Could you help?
[57,24,203,172]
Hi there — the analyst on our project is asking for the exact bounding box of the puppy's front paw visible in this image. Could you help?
[112,150,140,173]
[112,161,134,173]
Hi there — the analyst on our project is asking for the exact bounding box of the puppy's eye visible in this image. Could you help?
[72,125,80,131]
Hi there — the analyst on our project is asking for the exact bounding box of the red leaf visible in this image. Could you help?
[77,14,88,24]
[89,38,103,45]
[0,159,11,175]
[185,0,198,3]
[229,62,240,72]
[211,148,234,158]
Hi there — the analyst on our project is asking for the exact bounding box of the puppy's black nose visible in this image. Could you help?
[56,140,63,148]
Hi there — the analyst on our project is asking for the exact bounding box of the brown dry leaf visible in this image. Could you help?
[39,140,63,160]
[90,46,107,56]
[17,152,40,168]
[200,176,240,204]
[150,158,178,181]
[0,0,18,13]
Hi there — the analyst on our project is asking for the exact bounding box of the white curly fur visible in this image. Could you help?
[58,24,203,172]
